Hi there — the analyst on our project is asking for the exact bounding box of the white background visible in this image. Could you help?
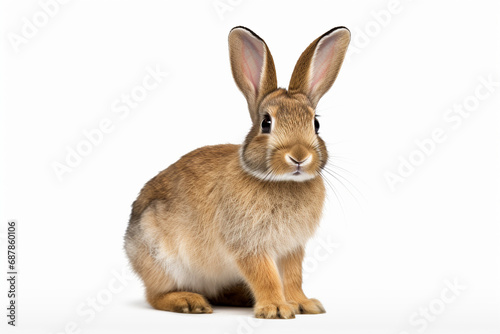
[1,0,499,333]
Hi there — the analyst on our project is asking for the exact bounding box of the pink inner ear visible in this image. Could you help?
[241,33,265,95]
[309,33,337,93]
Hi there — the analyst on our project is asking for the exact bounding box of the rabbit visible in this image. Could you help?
[124,26,350,319]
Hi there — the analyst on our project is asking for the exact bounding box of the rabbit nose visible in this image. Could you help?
[286,154,311,166]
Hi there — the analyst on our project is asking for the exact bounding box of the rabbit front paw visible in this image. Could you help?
[254,302,296,319]
[288,298,325,314]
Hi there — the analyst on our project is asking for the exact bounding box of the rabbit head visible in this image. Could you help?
[228,26,350,182]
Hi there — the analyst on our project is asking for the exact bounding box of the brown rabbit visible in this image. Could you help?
[124,26,350,319]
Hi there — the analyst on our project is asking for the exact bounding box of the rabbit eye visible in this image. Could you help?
[314,117,320,134]
[261,114,272,134]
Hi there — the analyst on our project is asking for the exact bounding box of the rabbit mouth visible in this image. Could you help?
[290,165,315,179]
[283,169,316,182]
[292,165,303,176]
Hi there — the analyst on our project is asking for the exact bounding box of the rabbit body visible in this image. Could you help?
[125,144,324,297]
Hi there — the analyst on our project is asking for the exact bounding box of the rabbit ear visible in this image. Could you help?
[288,27,350,108]
[229,26,277,123]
